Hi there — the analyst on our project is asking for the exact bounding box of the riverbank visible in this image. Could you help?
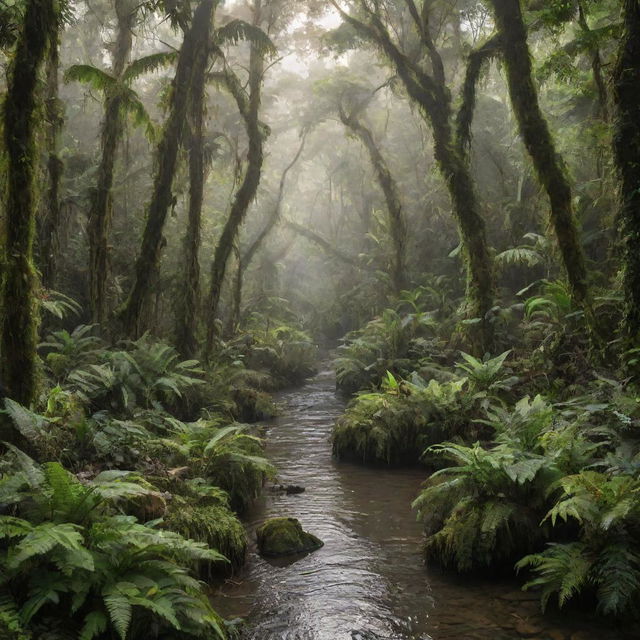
[212,366,634,639]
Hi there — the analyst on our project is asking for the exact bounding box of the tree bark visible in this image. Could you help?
[1,0,58,408]
[88,0,136,324]
[175,16,210,358]
[120,0,214,338]
[39,44,64,290]
[488,0,591,312]
[613,0,640,348]
[339,107,408,293]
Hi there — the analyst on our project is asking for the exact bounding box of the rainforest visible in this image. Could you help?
[0,0,639,638]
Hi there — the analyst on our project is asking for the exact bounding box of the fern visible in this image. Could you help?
[103,590,132,640]
[78,611,107,640]
[64,64,117,91]
[121,51,178,82]
[215,19,277,57]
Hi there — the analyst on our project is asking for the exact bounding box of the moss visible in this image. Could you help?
[164,495,247,572]
[232,387,277,422]
[256,517,323,557]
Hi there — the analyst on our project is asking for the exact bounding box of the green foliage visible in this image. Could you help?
[0,452,227,639]
[243,312,318,386]
[40,291,82,320]
[518,471,640,616]
[332,374,474,465]
[413,394,605,572]
[215,19,277,57]
[163,491,247,572]
[413,441,554,571]
[335,305,440,394]
[456,350,518,398]
[67,336,204,415]
[40,325,104,381]
[153,420,274,513]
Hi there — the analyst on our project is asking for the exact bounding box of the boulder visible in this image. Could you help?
[256,517,323,557]
[270,484,306,495]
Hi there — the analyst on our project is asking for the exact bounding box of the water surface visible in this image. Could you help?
[212,366,635,640]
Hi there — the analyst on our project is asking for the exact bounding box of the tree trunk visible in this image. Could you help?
[39,44,64,290]
[88,0,136,324]
[204,23,266,359]
[175,18,209,358]
[330,2,495,353]
[613,0,640,348]
[120,0,214,338]
[229,133,307,330]
[489,0,591,311]
[339,109,408,293]
[1,0,58,408]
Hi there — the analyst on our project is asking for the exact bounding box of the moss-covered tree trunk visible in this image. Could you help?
[488,0,591,311]
[613,0,640,349]
[88,0,136,324]
[175,20,209,359]
[1,0,58,407]
[204,20,266,359]
[39,44,64,290]
[331,1,494,354]
[120,0,214,338]
[339,108,408,294]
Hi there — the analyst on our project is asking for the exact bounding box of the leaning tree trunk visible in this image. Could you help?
[489,0,591,312]
[88,0,136,324]
[175,21,209,359]
[204,35,266,359]
[1,0,58,408]
[339,109,408,294]
[120,0,214,338]
[39,43,64,290]
[330,2,495,353]
[228,133,307,332]
[613,0,640,349]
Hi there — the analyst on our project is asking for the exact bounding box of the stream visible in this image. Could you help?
[211,365,635,640]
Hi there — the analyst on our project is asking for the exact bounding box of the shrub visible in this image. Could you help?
[0,450,227,639]
[332,374,474,465]
[517,471,640,617]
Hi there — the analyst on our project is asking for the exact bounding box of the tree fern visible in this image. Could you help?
[215,19,277,56]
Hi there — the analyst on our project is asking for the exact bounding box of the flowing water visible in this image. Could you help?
[212,365,636,640]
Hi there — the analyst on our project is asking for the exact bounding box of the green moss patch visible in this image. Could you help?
[256,517,323,557]
[164,495,247,572]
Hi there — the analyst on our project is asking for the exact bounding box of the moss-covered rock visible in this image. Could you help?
[256,517,323,557]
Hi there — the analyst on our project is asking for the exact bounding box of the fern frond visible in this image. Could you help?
[122,51,178,82]
[79,610,108,640]
[215,19,277,57]
[64,64,117,92]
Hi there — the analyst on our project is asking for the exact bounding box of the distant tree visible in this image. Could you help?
[337,87,408,294]
[204,0,275,358]
[65,0,174,324]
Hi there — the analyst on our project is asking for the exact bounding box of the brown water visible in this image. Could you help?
[212,365,637,640]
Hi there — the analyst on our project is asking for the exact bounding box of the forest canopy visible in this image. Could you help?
[0,0,640,638]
